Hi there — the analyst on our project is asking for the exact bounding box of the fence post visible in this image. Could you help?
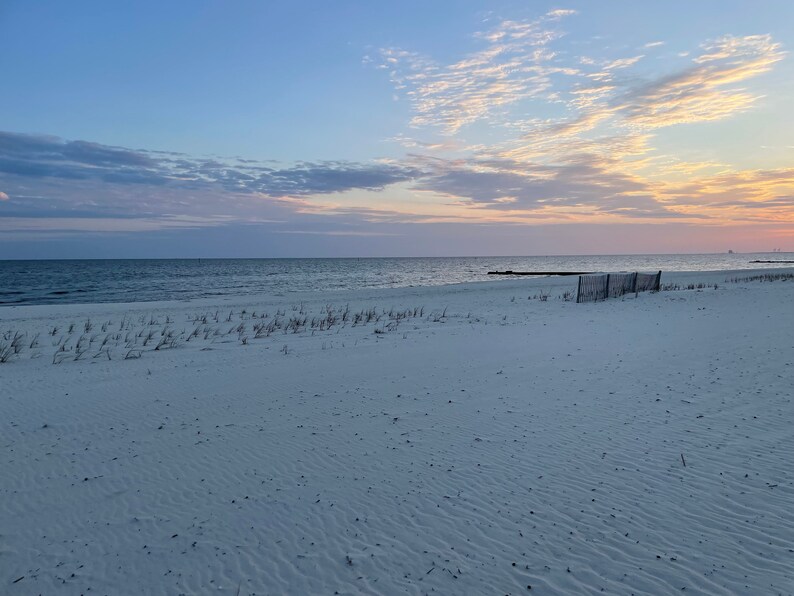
[604,274,610,301]
[655,271,661,292]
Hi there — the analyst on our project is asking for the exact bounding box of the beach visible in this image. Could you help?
[1,269,793,595]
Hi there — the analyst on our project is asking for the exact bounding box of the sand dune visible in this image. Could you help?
[1,270,793,594]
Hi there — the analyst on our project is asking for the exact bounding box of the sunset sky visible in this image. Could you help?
[1,0,793,258]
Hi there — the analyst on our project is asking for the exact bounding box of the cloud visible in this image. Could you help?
[535,34,785,141]
[376,13,788,225]
[377,26,790,227]
[616,35,785,128]
[0,132,157,169]
[0,131,167,185]
[413,154,679,220]
[663,167,794,203]
[461,30,789,225]
[387,134,459,151]
[0,214,236,233]
[377,11,577,134]
[0,131,421,198]
[642,166,794,224]
[545,9,577,20]
[255,162,422,196]
[521,111,615,143]
[0,131,427,235]
[604,55,645,70]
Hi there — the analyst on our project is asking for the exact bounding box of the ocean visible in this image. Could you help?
[1,253,792,306]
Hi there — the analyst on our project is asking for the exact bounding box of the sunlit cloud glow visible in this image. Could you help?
[379,10,580,134]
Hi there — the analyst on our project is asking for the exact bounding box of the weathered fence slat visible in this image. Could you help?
[576,271,661,303]
[576,274,608,302]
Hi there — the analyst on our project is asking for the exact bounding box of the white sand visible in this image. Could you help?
[1,269,793,595]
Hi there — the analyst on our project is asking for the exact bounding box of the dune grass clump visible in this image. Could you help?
[52,344,69,364]
[428,307,448,322]
[4,300,452,366]
[253,318,279,338]
[0,333,24,363]
[726,272,794,284]
[662,282,719,291]
[154,329,179,351]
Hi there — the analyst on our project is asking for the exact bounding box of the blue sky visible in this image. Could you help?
[1,1,793,257]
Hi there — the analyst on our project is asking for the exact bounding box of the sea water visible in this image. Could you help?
[1,253,792,306]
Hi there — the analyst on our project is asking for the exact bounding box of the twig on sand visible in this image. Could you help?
[681,453,687,467]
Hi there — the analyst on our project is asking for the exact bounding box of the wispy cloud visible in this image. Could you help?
[381,26,785,141]
[545,9,577,19]
[378,10,578,134]
[617,34,785,128]
[603,55,645,70]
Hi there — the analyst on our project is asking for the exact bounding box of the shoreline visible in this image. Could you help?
[3,256,793,308]
[2,266,792,319]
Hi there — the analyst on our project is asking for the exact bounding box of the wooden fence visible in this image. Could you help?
[576,271,661,303]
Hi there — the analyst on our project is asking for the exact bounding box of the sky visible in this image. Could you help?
[1,0,793,258]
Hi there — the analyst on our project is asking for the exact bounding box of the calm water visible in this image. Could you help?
[1,254,792,306]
